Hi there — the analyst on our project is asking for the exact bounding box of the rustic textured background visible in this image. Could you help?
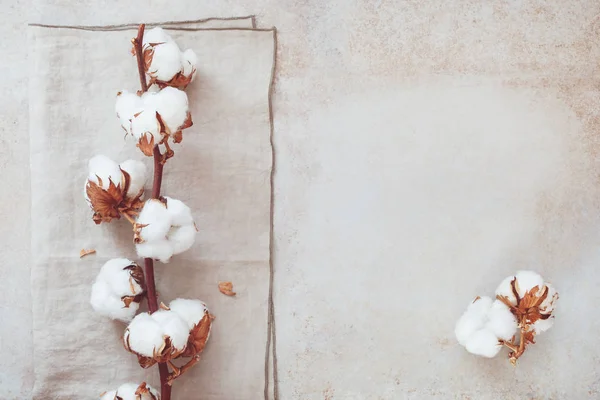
[3,1,600,398]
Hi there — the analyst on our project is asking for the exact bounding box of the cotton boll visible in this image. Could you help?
[495,275,518,305]
[455,297,493,346]
[515,270,544,298]
[136,239,174,263]
[114,383,139,400]
[149,41,182,81]
[181,48,197,78]
[116,90,143,134]
[119,160,147,199]
[533,317,554,334]
[100,389,117,400]
[485,300,518,341]
[465,329,502,358]
[169,298,208,330]
[151,310,189,351]
[130,109,160,140]
[88,155,122,189]
[142,87,188,132]
[164,196,194,226]
[137,200,172,241]
[168,224,196,254]
[125,313,165,357]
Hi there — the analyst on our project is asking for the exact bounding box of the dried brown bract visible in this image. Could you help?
[218,281,236,296]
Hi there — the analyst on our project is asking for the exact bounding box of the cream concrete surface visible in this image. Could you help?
[4,0,600,398]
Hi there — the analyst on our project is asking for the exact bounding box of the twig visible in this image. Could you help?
[134,23,170,400]
[133,24,148,93]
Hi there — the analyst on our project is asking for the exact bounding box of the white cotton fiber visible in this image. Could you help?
[151,310,189,351]
[125,313,165,357]
[495,275,518,305]
[143,26,170,44]
[130,109,160,140]
[115,91,143,135]
[515,270,544,298]
[97,258,142,296]
[169,298,208,330]
[454,296,492,346]
[164,196,194,226]
[149,41,182,81]
[533,317,555,334]
[136,239,174,263]
[91,259,143,322]
[181,49,197,78]
[137,200,172,241]
[168,225,197,254]
[141,87,189,132]
[100,389,117,400]
[119,160,147,199]
[485,300,517,341]
[465,329,502,358]
[88,155,122,189]
[90,280,140,322]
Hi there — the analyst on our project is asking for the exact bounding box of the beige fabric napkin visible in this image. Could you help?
[28,19,275,399]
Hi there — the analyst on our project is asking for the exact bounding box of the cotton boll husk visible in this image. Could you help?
[181,48,197,78]
[125,313,165,357]
[115,90,142,134]
[495,275,518,305]
[533,317,555,334]
[119,160,147,199]
[465,329,502,358]
[168,224,196,254]
[485,300,518,341]
[88,155,122,190]
[164,196,194,226]
[151,310,189,351]
[100,390,117,400]
[136,239,174,263]
[515,270,544,298]
[142,87,188,132]
[137,200,172,241]
[130,109,160,140]
[98,258,142,296]
[168,298,208,330]
[149,41,182,81]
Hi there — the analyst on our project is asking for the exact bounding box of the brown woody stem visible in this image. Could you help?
[134,24,148,93]
[135,23,170,400]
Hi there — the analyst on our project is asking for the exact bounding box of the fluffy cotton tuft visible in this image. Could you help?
[533,317,555,334]
[168,298,208,330]
[485,300,518,341]
[514,270,544,298]
[150,310,189,351]
[454,296,492,347]
[495,275,517,305]
[143,27,198,84]
[125,310,189,358]
[115,91,143,136]
[141,87,189,133]
[88,155,122,190]
[465,329,502,358]
[90,258,144,322]
[135,197,197,262]
[119,159,147,199]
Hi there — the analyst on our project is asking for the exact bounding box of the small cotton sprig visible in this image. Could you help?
[84,155,147,224]
[455,271,559,365]
[100,382,159,400]
[123,298,212,383]
[134,27,198,89]
[133,197,197,263]
[90,258,145,322]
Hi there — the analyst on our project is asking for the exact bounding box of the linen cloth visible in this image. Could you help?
[28,18,275,399]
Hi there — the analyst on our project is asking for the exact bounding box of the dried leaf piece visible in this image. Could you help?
[154,71,195,90]
[137,133,155,157]
[79,248,96,258]
[86,178,124,224]
[218,281,236,297]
